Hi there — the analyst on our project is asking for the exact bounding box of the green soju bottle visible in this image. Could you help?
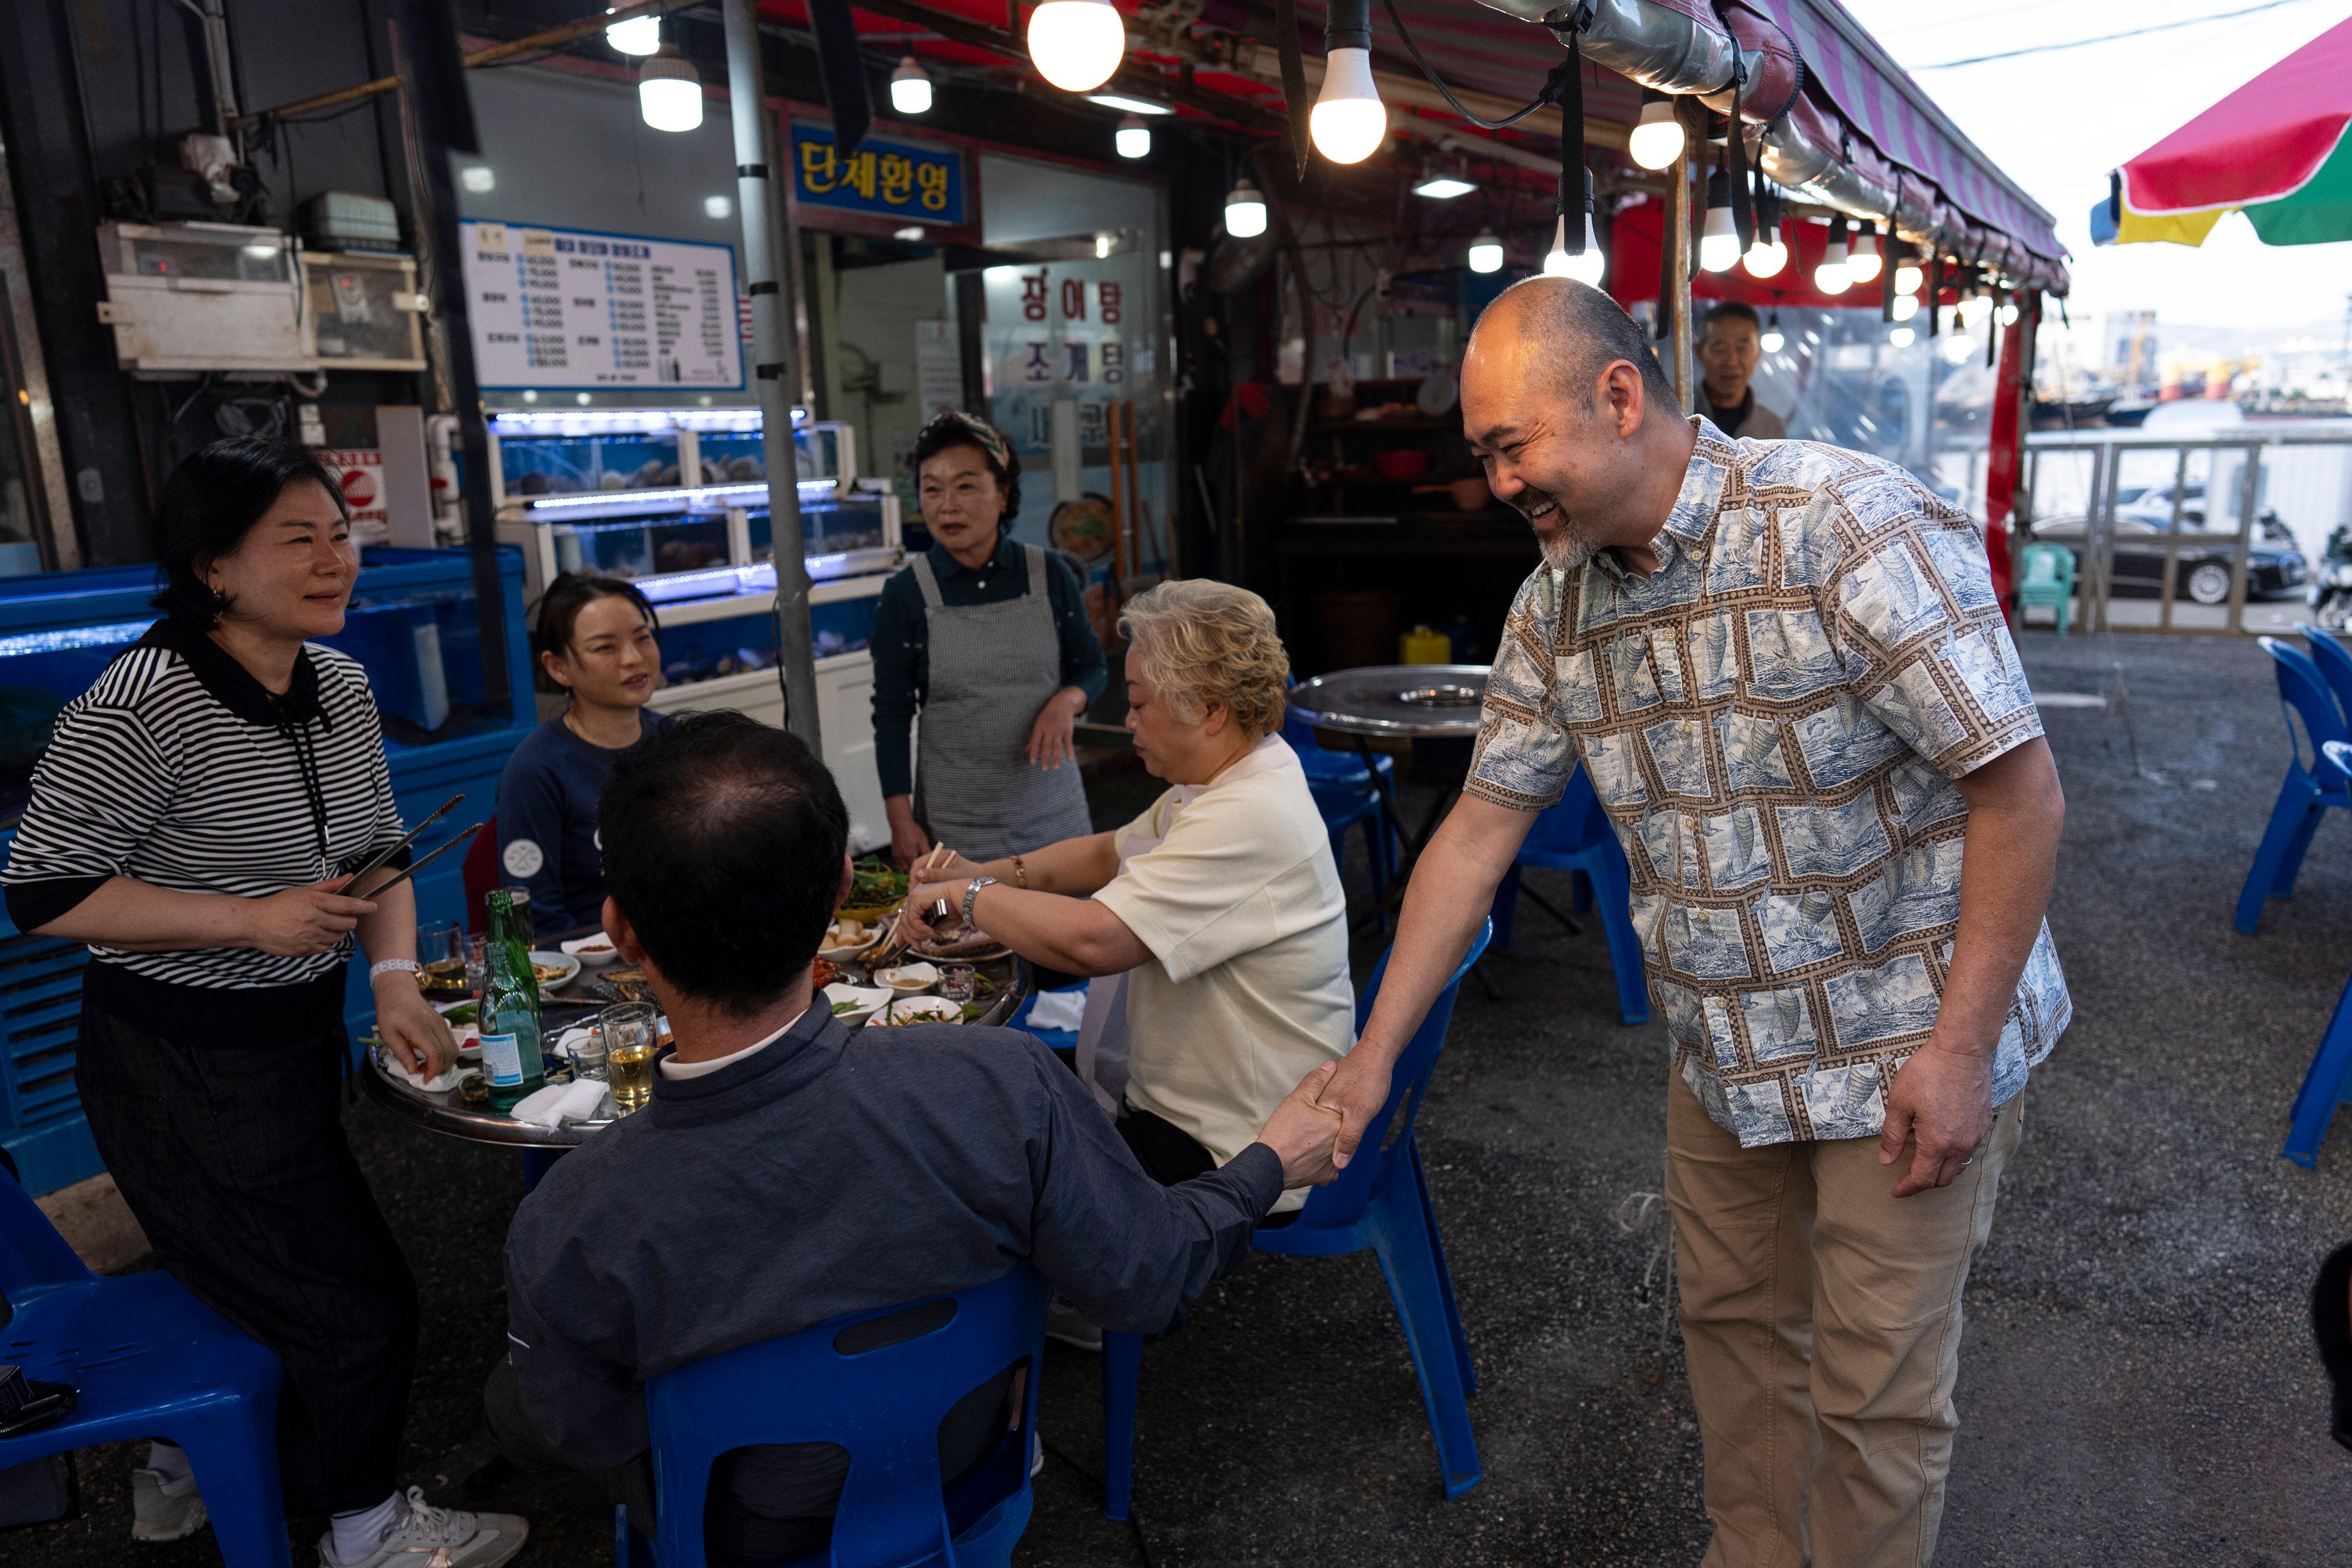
[479,889,546,1110]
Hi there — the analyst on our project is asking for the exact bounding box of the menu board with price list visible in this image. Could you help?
[461,220,743,391]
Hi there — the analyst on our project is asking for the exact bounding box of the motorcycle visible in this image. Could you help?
[2312,525,2352,631]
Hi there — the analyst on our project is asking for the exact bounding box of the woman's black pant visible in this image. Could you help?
[73,1001,417,1514]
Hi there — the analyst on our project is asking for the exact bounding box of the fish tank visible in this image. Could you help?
[650,595,876,689]
[747,489,892,567]
[543,510,733,579]
[488,408,846,510]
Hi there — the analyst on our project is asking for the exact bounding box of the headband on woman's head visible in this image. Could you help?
[918,410,1011,472]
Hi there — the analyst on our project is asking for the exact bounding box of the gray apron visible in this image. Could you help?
[910,543,1095,860]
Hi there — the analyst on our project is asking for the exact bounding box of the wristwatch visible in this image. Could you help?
[962,876,998,929]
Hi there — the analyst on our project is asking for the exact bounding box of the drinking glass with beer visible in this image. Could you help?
[602,1003,659,1114]
[417,920,466,995]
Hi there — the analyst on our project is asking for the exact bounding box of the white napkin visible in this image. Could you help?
[383,1054,464,1094]
[1025,989,1087,1032]
[510,1077,612,1128]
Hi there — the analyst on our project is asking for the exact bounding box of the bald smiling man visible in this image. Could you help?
[1315,277,2070,1567]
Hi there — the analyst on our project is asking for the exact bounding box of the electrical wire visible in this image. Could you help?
[1915,0,2323,69]
[1377,0,1564,129]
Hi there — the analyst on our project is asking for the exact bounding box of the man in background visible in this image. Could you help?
[1697,300,1787,439]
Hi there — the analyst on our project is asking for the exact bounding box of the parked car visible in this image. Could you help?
[2031,504,2307,605]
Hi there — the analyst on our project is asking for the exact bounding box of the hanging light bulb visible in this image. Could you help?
[605,7,661,55]
[1542,213,1605,287]
[1958,291,1994,329]
[1628,90,1686,172]
[1894,258,1924,295]
[1412,162,1477,200]
[638,45,704,133]
[1888,325,1916,349]
[1813,219,1851,295]
[1998,300,2021,327]
[1224,177,1268,239]
[1745,227,1788,279]
[1760,309,1785,354]
[1699,168,1740,273]
[1891,292,1920,322]
[1847,222,1882,284]
[1310,51,1385,164]
[1027,0,1126,93]
[889,55,933,115]
[1114,114,1151,159]
[1467,230,1504,274]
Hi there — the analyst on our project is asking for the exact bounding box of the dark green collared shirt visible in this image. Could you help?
[869,535,1108,797]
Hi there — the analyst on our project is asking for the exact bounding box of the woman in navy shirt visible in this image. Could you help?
[496,574,668,933]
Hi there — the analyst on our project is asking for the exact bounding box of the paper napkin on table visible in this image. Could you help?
[510,1077,612,1128]
[1025,989,1088,1032]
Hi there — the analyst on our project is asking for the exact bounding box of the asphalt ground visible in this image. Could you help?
[10,628,2352,1566]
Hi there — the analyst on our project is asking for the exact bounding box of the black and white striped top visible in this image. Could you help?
[2,616,405,999]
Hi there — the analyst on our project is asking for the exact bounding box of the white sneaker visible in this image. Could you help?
[318,1487,529,1568]
[1045,1296,1102,1352]
[130,1466,207,1542]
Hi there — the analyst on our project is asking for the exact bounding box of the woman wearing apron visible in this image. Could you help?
[870,412,1106,865]
[900,581,1355,1227]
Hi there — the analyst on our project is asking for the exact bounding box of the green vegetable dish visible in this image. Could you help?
[848,856,908,908]
[832,1001,862,1016]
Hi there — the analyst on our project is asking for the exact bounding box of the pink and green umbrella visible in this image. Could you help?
[2095,13,2352,247]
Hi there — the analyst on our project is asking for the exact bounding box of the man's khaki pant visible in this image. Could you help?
[1664,1079,2024,1568]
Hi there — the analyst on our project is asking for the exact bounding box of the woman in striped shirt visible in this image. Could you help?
[1,440,527,1568]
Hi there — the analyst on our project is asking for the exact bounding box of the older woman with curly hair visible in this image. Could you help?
[903,579,1355,1224]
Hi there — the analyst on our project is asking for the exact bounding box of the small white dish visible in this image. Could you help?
[823,982,892,1027]
[875,995,960,1027]
[561,933,622,967]
[819,918,882,963]
[529,949,582,992]
[876,961,940,995]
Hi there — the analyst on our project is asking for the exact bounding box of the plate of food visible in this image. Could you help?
[871,995,960,1027]
[910,922,1012,963]
[837,857,910,925]
[589,964,655,1005]
[820,916,886,963]
[529,951,582,993]
[560,932,622,967]
[824,982,892,1026]
[875,960,940,995]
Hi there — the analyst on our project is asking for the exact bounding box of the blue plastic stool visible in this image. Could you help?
[0,1174,292,1567]
[2283,739,2352,1169]
[1310,773,1400,919]
[2299,622,2352,726]
[1487,768,1648,1025]
[621,1266,1050,1568]
[1100,921,1495,1518]
[2236,637,2352,935]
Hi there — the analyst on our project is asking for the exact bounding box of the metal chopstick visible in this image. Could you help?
[356,820,488,902]
[343,794,463,892]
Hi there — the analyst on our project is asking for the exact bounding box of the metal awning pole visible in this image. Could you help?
[725,0,821,753]
[1670,102,1697,413]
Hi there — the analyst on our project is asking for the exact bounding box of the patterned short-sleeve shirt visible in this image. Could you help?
[1466,419,2070,1147]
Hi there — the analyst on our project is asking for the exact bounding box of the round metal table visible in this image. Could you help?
[361,962,1034,1189]
[1287,663,1490,742]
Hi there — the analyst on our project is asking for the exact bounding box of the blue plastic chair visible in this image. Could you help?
[2299,623,2352,726]
[0,1174,291,1567]
[2286,742,2352,1169]
[1487,768,1649,1025]
[1285,705,1402,918]
[1099,920,1496,1519]
[2235,636,2352,935]
[619,1265,1050,1568]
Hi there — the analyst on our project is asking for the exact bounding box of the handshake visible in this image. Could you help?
[1255,1061,1353,1189]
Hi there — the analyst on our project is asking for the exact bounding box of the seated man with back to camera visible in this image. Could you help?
[486,711,1345,1565]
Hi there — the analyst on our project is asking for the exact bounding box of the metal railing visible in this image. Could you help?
[2021,424,2352,636]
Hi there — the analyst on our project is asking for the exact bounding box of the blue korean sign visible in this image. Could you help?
[791,125,966,227]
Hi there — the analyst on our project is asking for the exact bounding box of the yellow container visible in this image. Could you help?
[1399,624,1451,665]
